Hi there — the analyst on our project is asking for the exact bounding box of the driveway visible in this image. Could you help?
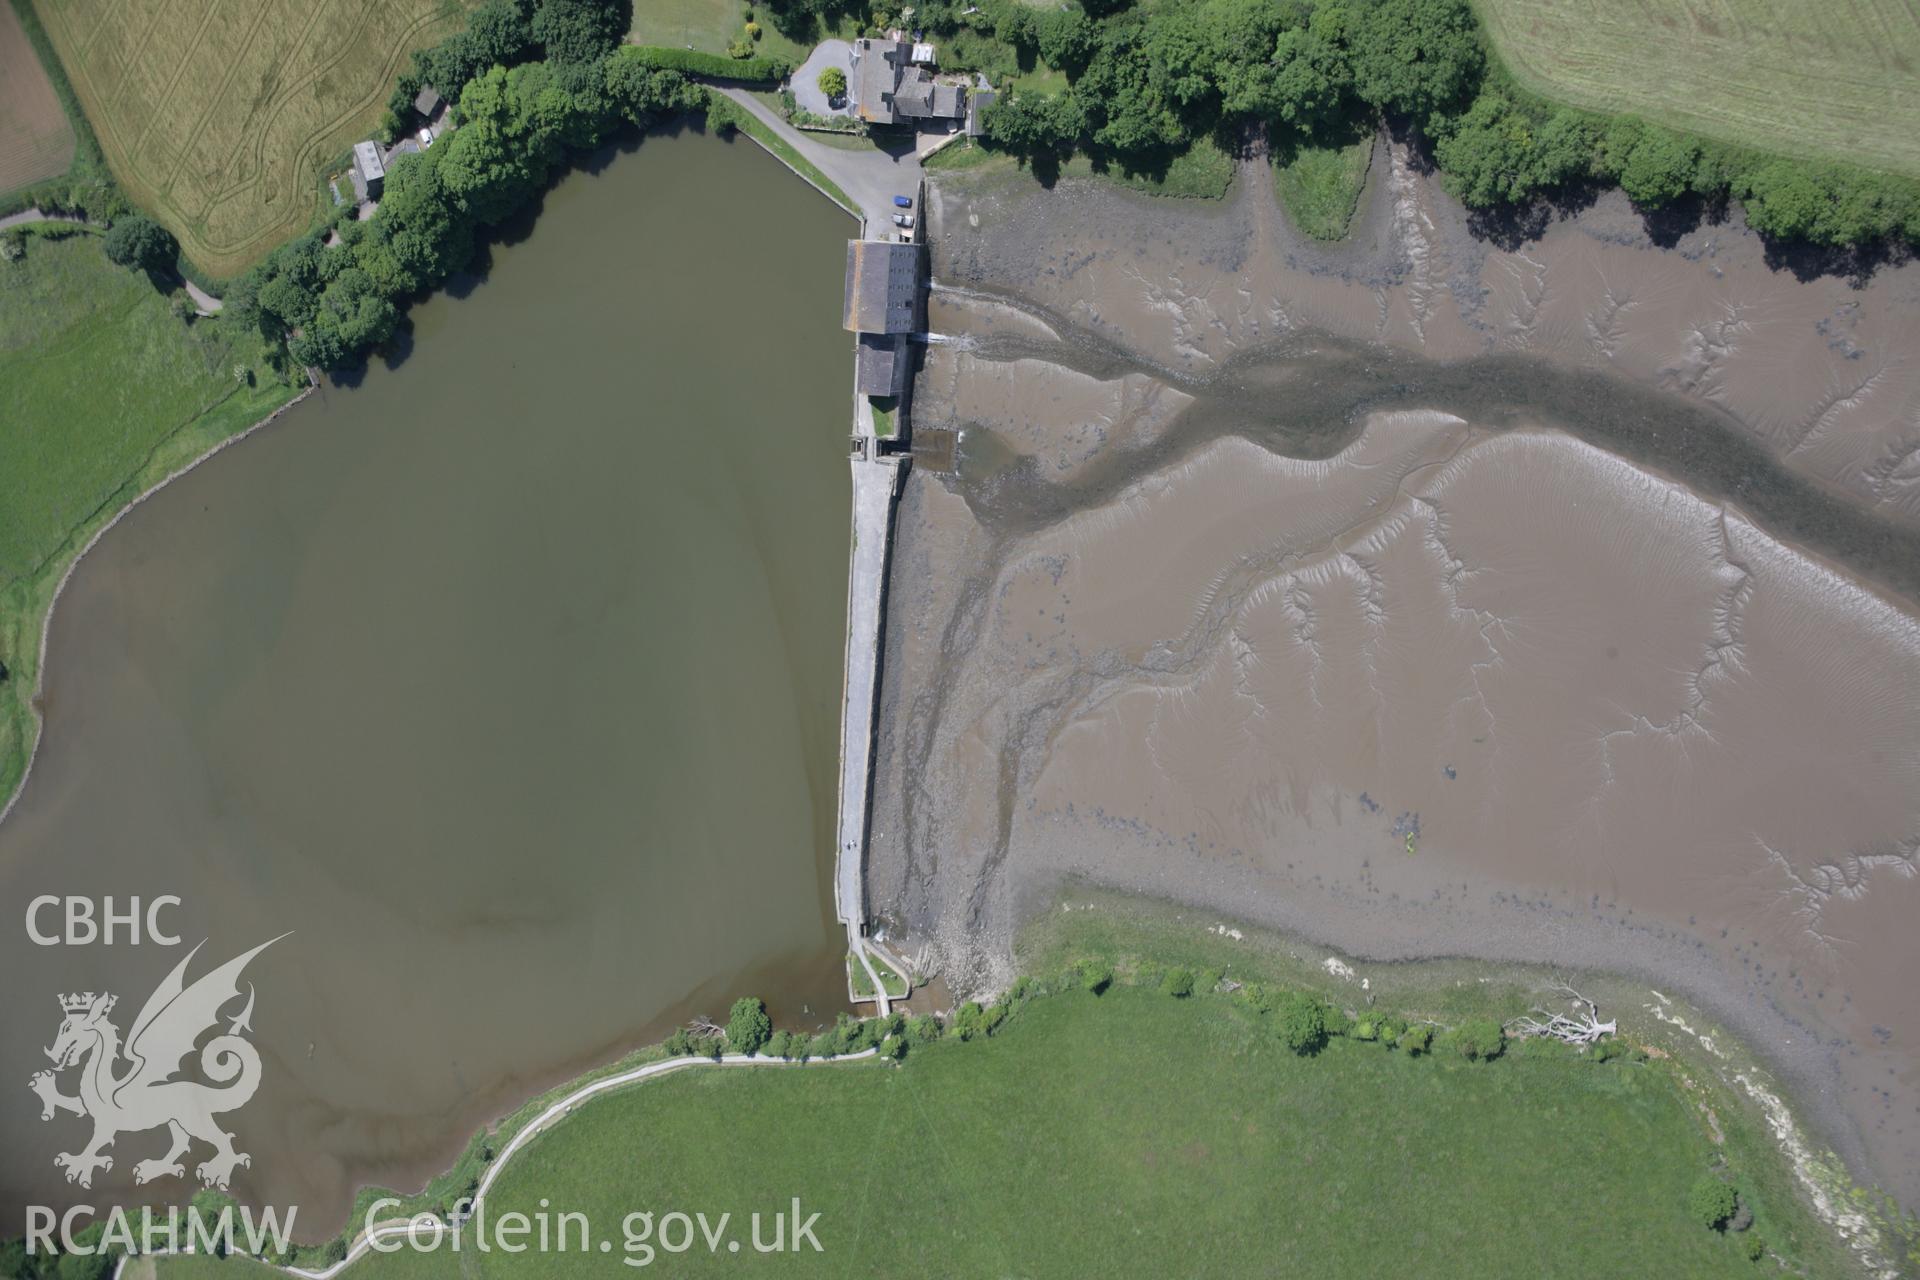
[793,40,853,117]
[716,87,921,233]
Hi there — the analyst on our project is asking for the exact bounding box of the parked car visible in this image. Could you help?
[893,195,913,208]
[892,212,915,228]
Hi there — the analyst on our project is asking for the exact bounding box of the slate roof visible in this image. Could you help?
[843,239,923,334]
[855,332,908,396]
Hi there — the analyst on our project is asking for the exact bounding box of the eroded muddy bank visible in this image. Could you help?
[872,151,1920,1208]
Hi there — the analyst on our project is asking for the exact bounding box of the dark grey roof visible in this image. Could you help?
[843,239,922,334]
[414,86,443,116]
[852,38,901,125]
[966,88,997,136]
[853,37,966,124]
[855,333,907,396]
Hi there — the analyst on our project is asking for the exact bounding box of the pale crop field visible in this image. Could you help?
[0,3,76,197]
[1471,0,1920,177]
[29,0,470,275]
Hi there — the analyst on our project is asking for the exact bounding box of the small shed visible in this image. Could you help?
[350,140,386,200]
[414,85,444,118]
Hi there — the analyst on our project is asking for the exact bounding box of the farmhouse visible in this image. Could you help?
[849,37,967,127]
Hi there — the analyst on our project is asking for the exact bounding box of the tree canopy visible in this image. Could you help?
[102,215,176,272]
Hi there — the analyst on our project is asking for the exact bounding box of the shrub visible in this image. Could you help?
[764,1029,794,1058]
[1689,1178,1738,1231]
[818,65,847,100]
[1078,960,1113,995]
[1277,992,1327,1055]
[1741,1233,1766,1262]
[1163,967,1196,998]
[726,997,772,1056]
[952,1001,987,1041]
[1398,1024,1433,1055]
[1353,1018,1378,1042]
[664,1028,693,1056]
[906,1013,943,1044]
[1447,1018,1505,1061]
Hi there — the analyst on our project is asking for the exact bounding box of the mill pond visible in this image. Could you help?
[0,130,857,1233]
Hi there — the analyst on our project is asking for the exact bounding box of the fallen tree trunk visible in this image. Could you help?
[1505,984,1616,1046]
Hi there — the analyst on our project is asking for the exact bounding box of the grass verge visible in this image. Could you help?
[1274,131,1375,240]
[0,233,299,813]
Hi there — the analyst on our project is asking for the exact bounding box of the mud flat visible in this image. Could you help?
[871,150,1920,1211]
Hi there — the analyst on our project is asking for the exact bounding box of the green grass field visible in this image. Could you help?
[248,989,1797,1277]
[1471,0,1920,178]
[1274,132,1375,240]
[136,898,1877,1280]
[629,0,847,69]
[30,0,470,275]
[0,232,296,812]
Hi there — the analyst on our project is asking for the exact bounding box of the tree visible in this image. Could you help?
[1617,125,1700,207]
[531,0,631,65]
[726,996,772,1055]
[102,215,177,272]
[1689,1177,1737,1231]
[1036,10,1096,77]
[818,65,847,100]
[1277,991,1327,1055]
[1349,0,1482,125]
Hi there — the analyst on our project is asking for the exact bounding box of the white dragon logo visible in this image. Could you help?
[28,935,286,1190]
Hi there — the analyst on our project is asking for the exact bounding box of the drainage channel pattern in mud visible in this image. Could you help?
[869,153,1920,1210]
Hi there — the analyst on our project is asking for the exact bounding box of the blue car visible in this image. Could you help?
[893,195,913,209]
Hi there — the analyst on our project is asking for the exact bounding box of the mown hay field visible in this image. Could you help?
[28,0,470,275]
[1471,0,1920,177]
[0,2,76,197]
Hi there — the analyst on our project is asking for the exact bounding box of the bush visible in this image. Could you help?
[1398,1024,1433,1055]
[1162,967,1196,998]
[818,65,847,100]
[906,1013,943,1044]
[1689,1178,1738,1231]
[1277,992,1327,1055]
[1741,1233,1765,1262]
[726,996,772,1056]
[1078,960,1113,995]
[1447,1018,1505,1061]
[624,45,792,83]
[952,1001,987,1041]
[664,1028,693,1056]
